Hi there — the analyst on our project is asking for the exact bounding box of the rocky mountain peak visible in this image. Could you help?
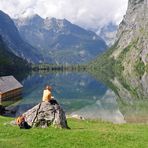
[28,14,43,23]
[15,14,44,27]
[49,17,70,25]
[44,17,72,31]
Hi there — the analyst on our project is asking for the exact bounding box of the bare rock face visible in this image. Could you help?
[113,0,147,58]
[111,0,148,84]
[23,102,69,128]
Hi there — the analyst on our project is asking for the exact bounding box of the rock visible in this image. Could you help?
[69,114,85,120]
[22,101,69,128]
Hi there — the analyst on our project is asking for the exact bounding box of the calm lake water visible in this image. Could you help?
[5,71,148,123]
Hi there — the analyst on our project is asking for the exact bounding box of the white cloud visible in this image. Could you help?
[0,0,128,30]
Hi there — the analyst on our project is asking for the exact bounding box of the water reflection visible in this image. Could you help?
[11,72,108,117]
[109,76,148,123]
[71,90,126,123]
[3,70,148,123]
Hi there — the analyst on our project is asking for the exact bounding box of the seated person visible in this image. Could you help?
[42,85,58,105]
[42,85,53,102]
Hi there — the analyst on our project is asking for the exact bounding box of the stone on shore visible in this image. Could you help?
[22,101,69,128]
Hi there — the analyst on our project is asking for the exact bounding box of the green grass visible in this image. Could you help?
[0,116,148,148]
[135,58,145,76]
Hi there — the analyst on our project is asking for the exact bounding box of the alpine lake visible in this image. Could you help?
[2,69,148,124]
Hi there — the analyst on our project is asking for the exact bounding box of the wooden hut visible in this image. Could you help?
[0,76,23,101]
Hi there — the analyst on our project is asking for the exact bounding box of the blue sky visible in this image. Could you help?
[0,0,128,30]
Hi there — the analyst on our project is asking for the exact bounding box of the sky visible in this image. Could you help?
[0,0,128,30]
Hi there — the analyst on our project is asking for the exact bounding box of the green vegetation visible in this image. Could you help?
[88,37,143,79]
[135,58,145,76]
[114,45,132,76]
[113,38,141,76]
[88,41,119,79]
[31,64,87,72]
[117,99,148,122]
[0,116,148,148]
[145,64,148,73]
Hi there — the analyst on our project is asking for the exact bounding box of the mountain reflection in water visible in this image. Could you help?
[71,90,126,123]
[3,71,148,123]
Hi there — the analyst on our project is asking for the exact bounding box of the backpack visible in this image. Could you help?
[16,116,31,129]
[19,121,31,129]
[16,116,25,125]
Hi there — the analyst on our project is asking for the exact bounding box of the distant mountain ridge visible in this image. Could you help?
[15,15,107,64]
[0,11,43,63]
[98,22,117,47]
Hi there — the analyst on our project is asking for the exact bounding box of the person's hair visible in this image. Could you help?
[45,85,52,91]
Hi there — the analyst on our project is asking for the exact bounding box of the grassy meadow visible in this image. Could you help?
[0,116,148,148]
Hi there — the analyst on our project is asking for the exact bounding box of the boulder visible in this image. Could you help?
[22,101,69,128]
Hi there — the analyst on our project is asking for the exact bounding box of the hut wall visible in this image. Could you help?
[1,88,22,101]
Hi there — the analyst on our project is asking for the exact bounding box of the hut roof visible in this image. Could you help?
[0,76,23,94]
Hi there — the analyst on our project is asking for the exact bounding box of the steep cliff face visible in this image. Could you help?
[108,0,148,77]
[112,0,148,62]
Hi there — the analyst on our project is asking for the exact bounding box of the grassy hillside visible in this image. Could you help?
[0,116,148,148]
[0,36,30,75]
